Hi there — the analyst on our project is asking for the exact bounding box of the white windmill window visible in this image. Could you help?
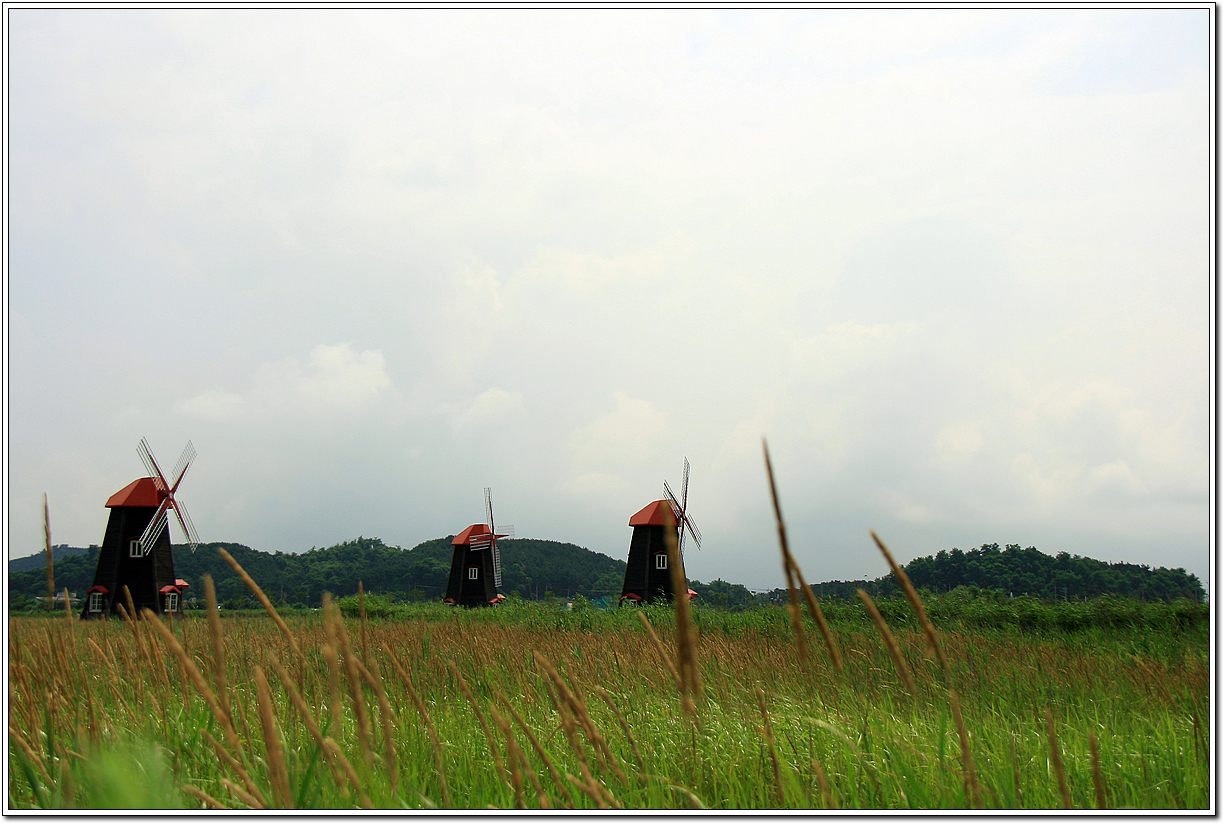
[468,567,479,580]
[166,592,179,612]
[129,540,142,558]
[655,553,668,570]
[88,592,104,613]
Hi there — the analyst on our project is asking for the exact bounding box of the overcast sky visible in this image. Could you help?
[6,7,1211,592]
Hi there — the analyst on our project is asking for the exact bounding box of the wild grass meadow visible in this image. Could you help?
[7,542,1210,811]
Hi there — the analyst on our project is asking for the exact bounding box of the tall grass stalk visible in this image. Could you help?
[1045,708,1072,809]
[755,685,786,805]
[856,588,915,693]
[636,611,681,690]
[253,666,293,809]
[382,646,451,808]
[663,508,702,713]
[871,530,981,808]
[1089,731,1108,810]
[358,581,368,664]
[218,547,302,662]
[446,659,509,788]
[763,439,842,671]
[203,575,231,726]
[43,494,54,609]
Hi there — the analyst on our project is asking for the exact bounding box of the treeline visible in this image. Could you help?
[8,545,90,573]
[9,538,1204,611]
[7,536,628,609]
[794,543,1205,604]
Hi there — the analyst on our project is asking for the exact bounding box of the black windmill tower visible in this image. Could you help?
[620,457,701,605]
[81,439,200,619]
[444,488,513,607]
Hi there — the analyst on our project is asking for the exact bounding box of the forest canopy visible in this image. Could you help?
[8,538,1204,609]
[801,543,1205,604]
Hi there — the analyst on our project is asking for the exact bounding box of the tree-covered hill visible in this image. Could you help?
[8,544,91,573]
[799,543,1205,603]
[8,536,627,608]
[9,538,1204,611]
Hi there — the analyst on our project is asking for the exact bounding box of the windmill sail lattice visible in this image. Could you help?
[136,438,200,555]
[477,487,513,588]
[663,457,701,564]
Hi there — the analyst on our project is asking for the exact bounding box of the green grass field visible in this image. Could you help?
[7,566,1210,811]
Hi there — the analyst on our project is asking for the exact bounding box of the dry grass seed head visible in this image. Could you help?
[253,665,293,809]
[382,645,451,808]
[446,659,509,788]
[1045,707,1072,809]
[203,575,231,724]
[856,588,916,693]
[218,548,302,662]
[502,696,576,809]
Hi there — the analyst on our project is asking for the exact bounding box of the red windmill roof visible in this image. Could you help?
[105,477,166,508]
[452,523,493,545]
[629,500,678,527]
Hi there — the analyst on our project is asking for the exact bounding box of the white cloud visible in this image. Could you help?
[178,344,393,423]
[934,421,985,461]
[178,389,246,421]
[288,344,391,411]
[449,388,526,439]
[569,392,671,472]
[1086,460,1144,499]
[517,235,691,297]
[566,471,632,502]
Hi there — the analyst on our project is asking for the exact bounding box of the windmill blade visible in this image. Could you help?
[469,536,493,550]
[137,438,169,491]
[665,461,701,551]
[683,514,702,549]
[497,525,515,539]
[169,440,196,491]
[138,504,170,555]
[662,480,685,554]
[663,481,682,519]
[484,487,505,589]
[171,497,201,552]
[681,456,690,512]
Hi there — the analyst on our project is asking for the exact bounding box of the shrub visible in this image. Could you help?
[336,592,401,619]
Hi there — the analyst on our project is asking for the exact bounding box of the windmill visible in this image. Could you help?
[443,488,513,607]
[620,457,702,605]
[81,439,199,619]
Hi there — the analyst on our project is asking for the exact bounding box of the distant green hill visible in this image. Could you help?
[8,544,92,573]
[10,538,1203,612]
[794,543,1205,604]
[8,537,627,608]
